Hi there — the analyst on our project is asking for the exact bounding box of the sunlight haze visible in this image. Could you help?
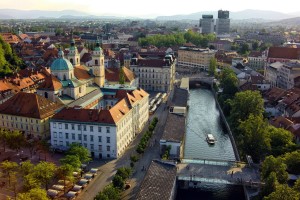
[0,0,299,18]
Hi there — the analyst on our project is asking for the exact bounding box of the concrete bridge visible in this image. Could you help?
[176,159,262,189]
[188,77,214,88]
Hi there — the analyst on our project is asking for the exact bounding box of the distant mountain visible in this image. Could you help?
[156,9,299,21]
[0,9,90,19]
[268,17,300,26]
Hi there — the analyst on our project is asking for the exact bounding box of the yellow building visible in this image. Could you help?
[177,47,216,70]
[0,92,64,139]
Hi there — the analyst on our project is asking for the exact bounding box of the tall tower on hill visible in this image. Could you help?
[92,39,105,87]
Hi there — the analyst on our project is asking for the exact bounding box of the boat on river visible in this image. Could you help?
[206,134,215,144]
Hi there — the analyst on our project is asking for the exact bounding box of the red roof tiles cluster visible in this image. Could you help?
[0,92,63,119]
[268,47,299,60]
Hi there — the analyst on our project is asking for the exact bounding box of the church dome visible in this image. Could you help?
[50,49,74,71]
[51,58,74,71]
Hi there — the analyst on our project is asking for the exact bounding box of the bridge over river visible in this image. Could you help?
[177,159,262,188]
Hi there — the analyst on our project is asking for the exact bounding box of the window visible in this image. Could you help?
[78,134,82,140]
[90,135,94,142]
[90,126,93,132]
[53,123,56,128]
[106,137,110,143]
[83,125,86,131]
[71,124,75,130]
[107,145,110,151]
[53,132,57,138]
[66,141,70,146]
[106,127,110,133]
[84,143,87,148]
[90,144,94,150]
[65,124,68,129]
[59,132,62,138]
[84,135,87,141]
[98,136,102,142]
[72,133,75,140]
[58,123,62,129]
[65,133,69,139]
[79,87,82,93]
[59,141,63,146]
[78,125,81,130]
[98,145,102,151]
[98,126,102,132]
[107,154,110,158]
[54,140,57,145]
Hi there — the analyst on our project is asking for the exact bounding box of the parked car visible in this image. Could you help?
[77,179,88,188]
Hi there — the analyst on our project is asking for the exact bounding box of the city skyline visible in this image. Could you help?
[0,0,300,18]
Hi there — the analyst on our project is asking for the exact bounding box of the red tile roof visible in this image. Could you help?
[38,74,62,91]
[52,108,115,124]
[105,67,135,83]
[0,92,63,119]
[74,65,92,80]
[268,47,299,59]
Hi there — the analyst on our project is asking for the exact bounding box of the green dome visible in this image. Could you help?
[51,58,74,71]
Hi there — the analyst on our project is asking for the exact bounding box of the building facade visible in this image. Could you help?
[0,92,63,139]
[130,55,176,92]
[50,88,149,159]
[177,47,216,71]
[216,10,230,35]
[200,15,214,34]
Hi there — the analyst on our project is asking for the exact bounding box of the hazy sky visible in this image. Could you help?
[0,0,299,18]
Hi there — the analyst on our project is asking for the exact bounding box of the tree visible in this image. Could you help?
[0,160,18,186]
[112,175,124,189]
[240,43,249,55]
[282,150,300,174]
[238,114,270,161]
[261,156,288,184]
[37,140,50,161]
[208,57,217,76]
[252,40,259,50]
[0,128,10,152]
[60,155,81,170]
[66,143,91,163]
[23,174,41,191]
[95,185,121,200]
[25,139,37,158]
[115,167,131,180]
[7,130,25,151]
[119,67,125,84]
[262,172,279,197]
[268,127,295,156]
[20,160,34,177]
[294,178,300,193]
[264,184,300,200]
[17,188,49,200]
[56,164,74,192]
[219,68,238,96]
[32,161,56,190]
[228,90,264,125]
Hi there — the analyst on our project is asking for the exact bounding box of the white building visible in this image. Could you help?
[50,88,149,159]
[265,62,283,88]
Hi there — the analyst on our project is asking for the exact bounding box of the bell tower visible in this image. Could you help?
[66,38,80,67]
[92,39,105,87]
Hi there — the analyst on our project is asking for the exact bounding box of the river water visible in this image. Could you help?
[176,88,245,200]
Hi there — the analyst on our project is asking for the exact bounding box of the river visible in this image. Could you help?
[176,88,245,200]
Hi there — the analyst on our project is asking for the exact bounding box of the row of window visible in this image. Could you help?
[53,132,111,143]
[53,123,110,133]
[53,140,111,152]
[1,115,40,123]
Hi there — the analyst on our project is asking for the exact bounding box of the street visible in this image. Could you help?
[77,91,173,200]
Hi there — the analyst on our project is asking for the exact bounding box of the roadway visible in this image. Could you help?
[77,91,173,200]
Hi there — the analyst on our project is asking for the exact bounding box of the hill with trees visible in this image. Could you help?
[0,35,25,77]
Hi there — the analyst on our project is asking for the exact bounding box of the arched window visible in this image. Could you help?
[77,58,79,64]
[70,58,73,64]
[63,74,66,81]
[95,59,99,65]
[44,92,48,99]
